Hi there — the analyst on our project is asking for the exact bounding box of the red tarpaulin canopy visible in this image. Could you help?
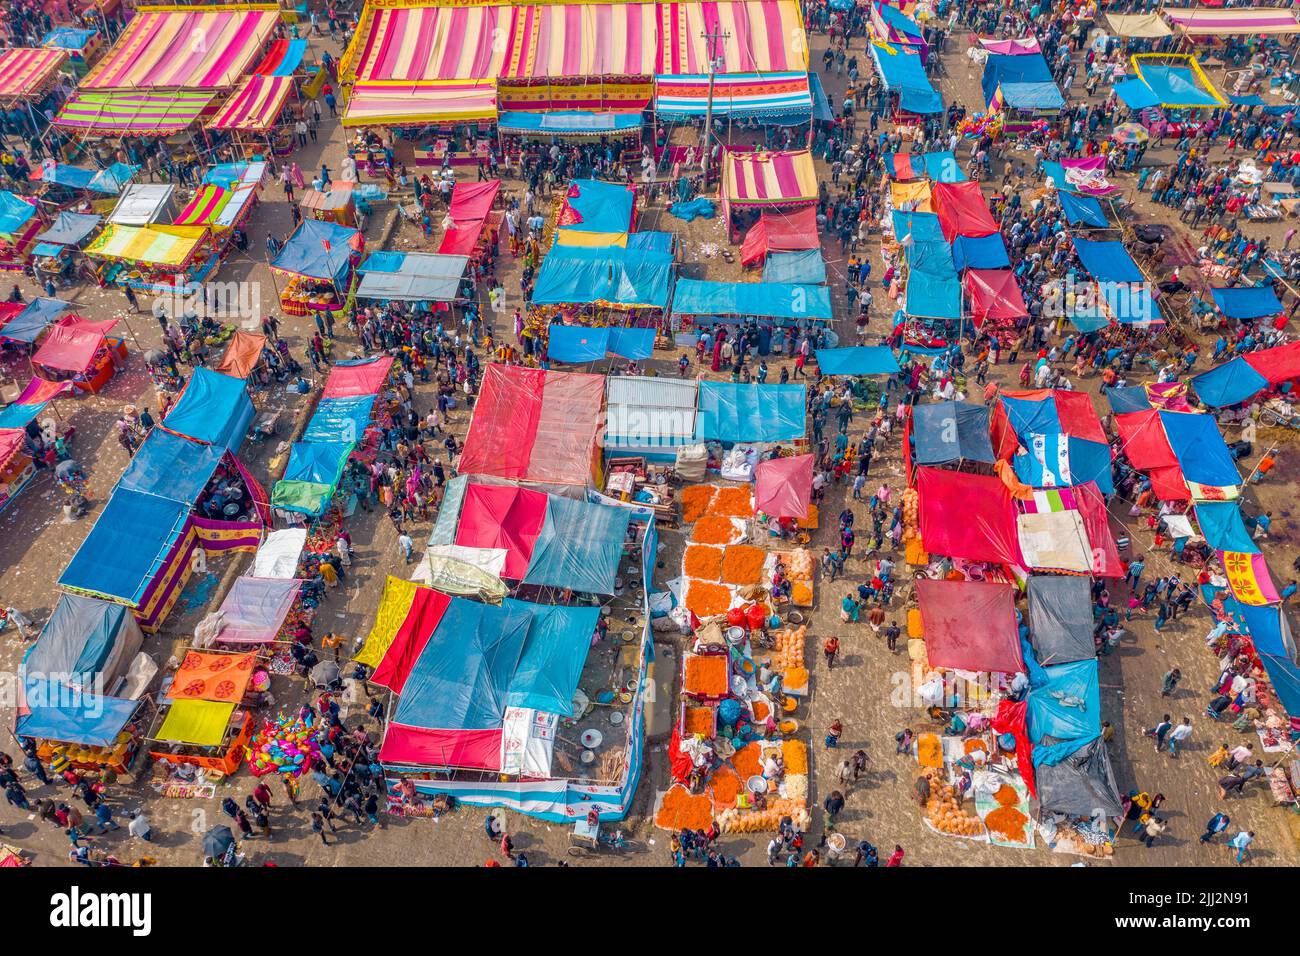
[1113,409,1190,501]
[1244,340,1300,383]
[0,428,25,470]
[1075,481,1124,578]
[380,723,502,771]
[448,179,500,223]
[964,269,1028,325]
[932,180,998,241]
[916,466,1022,565]
[740,207,819,266]
[370,587,452,694]
[754,453,813,518]
[31,322,104,372]
[321,356,393,398]
[454,483,548,579]
[915,578,1024,673]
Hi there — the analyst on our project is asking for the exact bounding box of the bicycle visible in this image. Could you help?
[566,823,640,857]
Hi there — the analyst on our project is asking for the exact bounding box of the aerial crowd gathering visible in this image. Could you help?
[0,0,1296,870]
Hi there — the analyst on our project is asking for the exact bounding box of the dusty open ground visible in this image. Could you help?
[0,21,1298,868]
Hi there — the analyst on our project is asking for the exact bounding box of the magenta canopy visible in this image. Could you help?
[915,578,1025,674]
[754,453,814,518]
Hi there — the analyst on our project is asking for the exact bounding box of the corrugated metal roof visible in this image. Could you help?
[605,406,697,444]
[606,375,697,409]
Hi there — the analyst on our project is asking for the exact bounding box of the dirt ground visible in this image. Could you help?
[1,22,1298,868]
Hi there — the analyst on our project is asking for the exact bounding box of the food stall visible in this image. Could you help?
[269,218,362,316]
[83,221,218,295]
[145,648,264,777]
[30,316,126,393]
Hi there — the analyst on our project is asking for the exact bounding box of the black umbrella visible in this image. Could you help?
[201,825,235,858]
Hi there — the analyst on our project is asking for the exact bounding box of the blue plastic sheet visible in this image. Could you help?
[1158,411,1240,488]
[163,367,255,452]
[1210,285,1283,319]
[270,219,359,281]
[1261,654,1300,720]
[871,44,942,113]
[1190,357,1269,408]
[0,297,71,343]
[890,210,946,244]
[16,681,138,747]
[982,52,1065,109]
[546,325,656,363]
[1073,238,1144,283]
[59,489,190,604]
[698,382,806,442]
[1138,65,1225,108]
[1195,502,1260,554]
[1223,598,1295,659]
[952,233,1011,271]
[672,279,832,321]
[561,179,635,235]
[526,494,631,594]
[1058,192,1109,228]
[0,191,35,237]
[1027,659,1101,744]
[37,212,102,246]
[532,243,674,309]
[814,347,900,377]
[668,198,715,222]
[912,401,994,464]
[24,594,129,683]
[304,395,375,443]
[284,441,354,486]
[1105,386,1153,414]
[763,250,826,284]
[119,428,225,503]
[905,239,961,318]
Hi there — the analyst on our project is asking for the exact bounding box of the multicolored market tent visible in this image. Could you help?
[457,364,605,486]
[982,50,1065,112]
[990,388,1114,493]
[1190,341,1300,407]
[0,376,72,429]
[883,151,967,183]
[80,4,280,90]
[429,477,632,592]
[654,73,812,122]
[1114,54,1227,109]
[0,48,68,102]
[1164,6,1300,35]
[209,74,294,132]
[342,80,497,127]
[722,149,817,206]
[1114,409,1241,501]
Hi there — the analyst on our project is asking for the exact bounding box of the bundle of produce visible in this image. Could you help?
[923,769,983,837]
[770,625,806,671]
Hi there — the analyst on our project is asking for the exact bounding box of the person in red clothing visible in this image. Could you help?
[823,636,840,670]
[886,844,905,867]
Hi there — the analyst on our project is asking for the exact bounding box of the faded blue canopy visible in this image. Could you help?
[546,325,655,362]
[0,296,72,343]
[119,427,226,503]
[1195,502,1259,554]
[1190,357,1269,408]
[283,440,354,486]
[532,242,674,309]
[1058,192,1108,228]
[162,367,254,452]
[304,395,375,443]
[16,680,139,747]
[982,52,1065,110]
[23,594,131,684]
[270,219,359,282]
[36,212,102,246]
[698,381,806,443]
[1027,659,1101,760]
[1210,285,1282,319]
[525,494,632,594]
[672,279,832,321]
[763,250,826,284]
[814,347,900,377]
[912,401,994,464]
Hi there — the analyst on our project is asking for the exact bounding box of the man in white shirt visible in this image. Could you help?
[1167,718,1193,758]
[128,811,152,842]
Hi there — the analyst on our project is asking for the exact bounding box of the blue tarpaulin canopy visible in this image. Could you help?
[1210,285,1283,319]
[41,26,99,50]
[1113,78,1163,110]
[672,279,832,321]
[1261,654,1300,720]
[871,43,943,113]
[1099,282,1163,325]
[1195,502,1259,554]
[559,179,634,235]
[1223,598,1296,659]
[162,367,254,452]
[36,212,102,246]
[23,594,131,684]
[982,52,1065,110]
[392,596,599,730]
[283,440,354,486]
[763,250,826,284]
[532,242,673,309]
[808,70,834,120]
[1158,411,1240,488]
[16,680,139,747]
[891,210,946,244]
[263,38,307,76]
[118,427,225,503]
[1190,357,1269,407]
[526,494,632,594]
[304,395,375,443]
[1073,238,1144,283]
[546,324,655,363]
[34,162,135,194]
[952,233,1011,271]
[905,239,961,318]
[1059,192,1109,228]
[912,401,995,464]
[0,191,36,237]
[698,382,806,442]
[1137,65,1226,108]
[1106,386,1154,414]
[1027,659,1101,749]
[498,111,643,134]
[0,296,71,343]
[59,489,191,604]
[814,347,900,376]
[270,219,359,281]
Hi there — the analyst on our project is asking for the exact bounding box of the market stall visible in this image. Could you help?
[30,316,125,393]
[0,191,45,270]
[269,218,362,316]
[40,26,104,76]
[83,222,218,295]
[720,148,817,243]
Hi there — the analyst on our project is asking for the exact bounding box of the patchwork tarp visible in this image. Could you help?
[981,51,1064,110]
[254,38,308,76]
[355,252,469,302]
[532,243,674,309]
[916,467,1022,565]
[162,367,254,452]
[964,269,1029,324]
[1210,285,1283,319]
[271,219,359,281]
[883,151,967,183]
[994,389,1113,493]
[458,365,604,486]
[931,180,997,240]
[59,488,191,605]
[276,442,354,513]
[814,347,901,377]
[869,41,942,113]
[546,325,656,362]
[911,401,995,464]
[1114,409,1238,499]
[1017,484,1122,576]
[1027,576,1096,665]
[697,381,806,443]
[915,579,1023,674]
[754,453,813,518]
[527,493,633,593]
[322,356,394,399]
[556,179,636,244]
[386,594,599,730]
[739,206,819,266]
[1158,411,1240,489]
[671,279,831,321]
[213,576,302,644]
[723,149,817,205]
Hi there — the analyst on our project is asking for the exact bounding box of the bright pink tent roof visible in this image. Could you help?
[454,482,548,579]
[449,179,500,223]
[13,377,73,404]
[916,466,1022,565]
[380,723,502,770]
[437,224,482,256]
[0,428,24,471]
[740,207,819,266]
[964,269,1028,324]
[322,356,394,398]
[371,587,452,694]
[32,323,104,372]
[754,453,813,518]
[932,180,997,241]
[457,365,605,485]
[915,578,1024,673]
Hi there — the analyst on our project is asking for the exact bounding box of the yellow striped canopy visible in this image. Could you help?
[723,148,817,206]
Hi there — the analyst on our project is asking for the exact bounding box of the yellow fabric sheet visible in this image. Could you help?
[156,699,235,747]
[891,180,933,213]
[353,575,419,668]
[554,230,629,248]
[84,223,207,265]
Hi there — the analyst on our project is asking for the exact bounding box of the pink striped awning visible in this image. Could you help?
[82,6,280,90]
[1164,7,1300,35]
[657,0,807,74]
[352,4,511,82]
[723,148,817,205]
[342,80,497,128]
[0,48,68,101]
[500,2,657,79]
[210,74,293,132]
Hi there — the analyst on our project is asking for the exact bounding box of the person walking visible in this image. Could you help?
[825,718,843,749]
[823,635,840,670]
[1229,829,1254,864]
[311,811,330,845]
[1167,717,1193,758]
[1140,816,1167,849]
[1150,714,1173,752]
[1200,812,1230,845]
[1161,667,1182,697]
